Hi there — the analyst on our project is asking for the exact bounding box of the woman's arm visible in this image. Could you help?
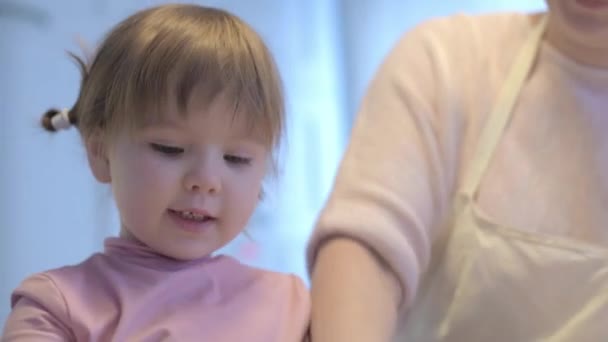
[307,17,463,342]
[310,238,401,342]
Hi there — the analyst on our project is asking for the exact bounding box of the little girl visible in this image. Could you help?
[2,4,310,341]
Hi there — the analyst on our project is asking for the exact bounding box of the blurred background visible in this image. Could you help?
[0,0,545,327]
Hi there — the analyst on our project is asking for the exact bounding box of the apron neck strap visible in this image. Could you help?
[460,14,548,199]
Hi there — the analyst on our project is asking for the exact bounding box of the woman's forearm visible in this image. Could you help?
[310,238,402,342]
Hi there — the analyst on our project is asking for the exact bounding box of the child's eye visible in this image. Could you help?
[224,154,251,165]
[150,143,184,156]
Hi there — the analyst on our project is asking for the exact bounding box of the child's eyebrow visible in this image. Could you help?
[229,136,268,148]
[141,116,183,129]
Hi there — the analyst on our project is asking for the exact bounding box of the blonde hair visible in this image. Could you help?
[43,4,284,165]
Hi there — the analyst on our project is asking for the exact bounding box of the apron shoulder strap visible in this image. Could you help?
[460,15,548,198]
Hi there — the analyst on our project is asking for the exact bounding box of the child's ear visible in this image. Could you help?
[85,135,111,183]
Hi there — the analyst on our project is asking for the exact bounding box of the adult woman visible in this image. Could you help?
[308,1,608,340]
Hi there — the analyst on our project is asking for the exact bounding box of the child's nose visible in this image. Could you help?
[183,159,222,195]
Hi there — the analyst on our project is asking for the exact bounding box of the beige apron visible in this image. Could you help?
[397,15,608,341]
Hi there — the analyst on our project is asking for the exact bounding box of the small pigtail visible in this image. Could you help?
[41,45,90,133]
[41,108,77,132]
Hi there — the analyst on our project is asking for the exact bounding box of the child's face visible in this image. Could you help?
[89,95,269,260]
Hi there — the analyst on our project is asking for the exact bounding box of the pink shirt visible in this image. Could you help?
[3,238,310,341]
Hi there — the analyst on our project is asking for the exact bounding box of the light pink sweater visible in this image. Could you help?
[3,238,310,341]
[308,12,608,309]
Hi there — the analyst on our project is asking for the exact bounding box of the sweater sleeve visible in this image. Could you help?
[307,17,465,311]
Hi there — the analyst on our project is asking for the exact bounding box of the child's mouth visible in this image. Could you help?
[168,209,217,233]
[171,209,213,222]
